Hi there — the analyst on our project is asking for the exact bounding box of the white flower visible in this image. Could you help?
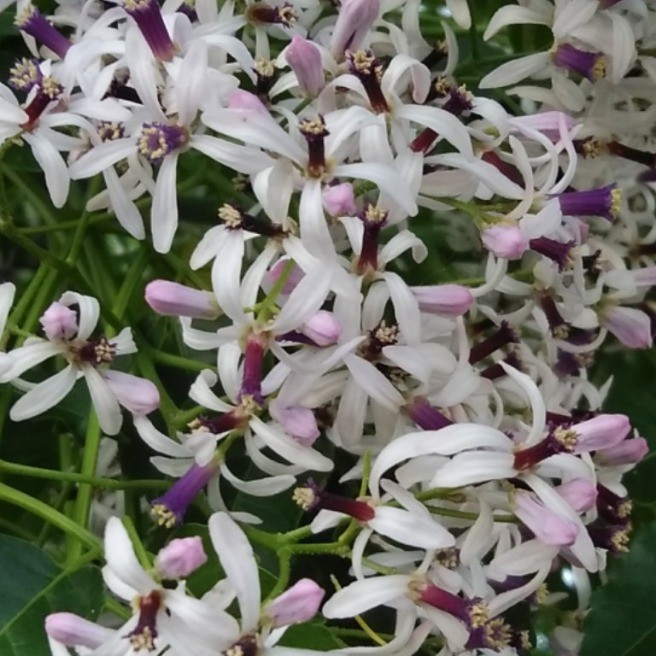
[0,291,157,434]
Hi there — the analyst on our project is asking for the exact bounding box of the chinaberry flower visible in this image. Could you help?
[0,291,158,435]
[207,512,330,655]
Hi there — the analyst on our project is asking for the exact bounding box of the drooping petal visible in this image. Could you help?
[208,512,260,633]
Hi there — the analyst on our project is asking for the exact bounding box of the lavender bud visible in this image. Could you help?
[145,280,220,318]
[155,536,208,579]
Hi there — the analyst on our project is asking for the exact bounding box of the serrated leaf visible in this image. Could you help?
[0,535,104,656]
[581,522,656,656]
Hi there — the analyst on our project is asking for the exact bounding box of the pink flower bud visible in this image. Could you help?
[410,284,473,316]
[270,400,320,446]
[602,306,652,349]
[330,0,380,57]
[514,491,579,546]
[286,36,325,97]
[155,536,208,579]
[302,310,342,346]
[40,302,78,341]
[556,479,597,512]
[323,183,357,217]
[103,371,160,416]
[569,414,631,453]
[481,225,528,260]
[145,280,220,318]
[263,259,305,296]
[633,266,656,287]
[45,613,113,648]
[595,437,649,466]
[264,578,325,627]
[228,89,271,116]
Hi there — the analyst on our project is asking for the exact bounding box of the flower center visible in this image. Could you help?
[137,123,188,164]
[127,591,162,650]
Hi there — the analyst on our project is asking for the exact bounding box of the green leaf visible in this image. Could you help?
[278,620,344,651]
[581,522,656,656]
[0,534,103,656]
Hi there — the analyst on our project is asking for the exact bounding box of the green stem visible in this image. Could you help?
[256,259,294,323]
[0,482,101,551]
[0,459,168,490]
[66,413,102,566]
[113,248,149,320]
[264,547,292,602]
[123,516,153,570]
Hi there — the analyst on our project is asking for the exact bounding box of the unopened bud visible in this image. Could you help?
[481,225,528,260]
[602,306,652,349]
[270,400,320,446]
[40,302,78,341]
[323,183,357,216]
[103,371,160,416]
[155,536,208,579]
[596,437,649,466]
[286,36,324,97]
[145,280,220,318]
[302,310,342,346]
[264,578,325,627]
[556,479,598,512]
[228,89,271,116]
[513,491,579,546]
[330,0,380,57]
[45,613,112,648]
[410,284,473,316]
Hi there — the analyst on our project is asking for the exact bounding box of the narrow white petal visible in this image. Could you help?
[488,563,551,616]
[22,134,69,208]
[133,415,190,457]
[553,0,598,41]
[344,355,405,411]
[489,539,558,577]
[68,139,135,179]
[271,266,332,335]
[484,6,551,41]
[480,53,551,89]
[0,341,59,381]
[151,154,179,253]
[459,501,494,565]
[370,507,455,549]
[322,576,411,618]
[500,362,546,446]
[189,370,234,412]
[430,451,517,488]
[249,416,333,471]
[208,512,260,632]
[221,464,295,495]
[103,517,156,596]
[191,135,275,174]
[10,366,77,420]
[298,180,333,259]
[383,272,421,345]
[211,232,245,324]
[190,225,227,270]
[370,424,512,497]
[102,167,145,239]
[59,292,100,342]
[334,162,418,216]
[83,365,122,435]
[394,104,473,158]
[176,39,208,125]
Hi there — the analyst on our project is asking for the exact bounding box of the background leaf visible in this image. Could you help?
[581,522,656,656]
[0,534,103,656]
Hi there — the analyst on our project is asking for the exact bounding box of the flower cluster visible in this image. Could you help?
[0,0,653,654]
